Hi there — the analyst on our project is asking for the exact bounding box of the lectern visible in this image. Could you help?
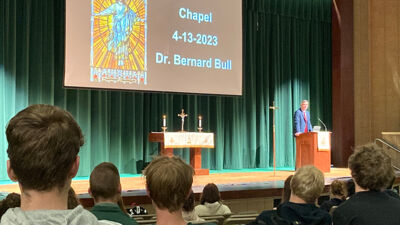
[149,132,214,175]
[295,131,331,172]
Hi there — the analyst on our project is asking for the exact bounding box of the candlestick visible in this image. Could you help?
[198,115,203,132]
[162,115,166,127]
[162,115,167,132]
[198,115,202,128]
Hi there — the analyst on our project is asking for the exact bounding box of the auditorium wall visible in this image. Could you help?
[354,0,400,146]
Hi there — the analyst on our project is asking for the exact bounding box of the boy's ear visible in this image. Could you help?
[69,156,80,178]
[7,160,18,182]
[118,183,122,194]
[145,184,151,198]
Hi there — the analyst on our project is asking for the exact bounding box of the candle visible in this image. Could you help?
[163,115,166,127]
[198,115,202,128]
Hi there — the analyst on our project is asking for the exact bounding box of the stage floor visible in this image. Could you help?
[0,168,351,195]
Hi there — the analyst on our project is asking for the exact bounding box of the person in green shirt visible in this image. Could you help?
[89,162,138,225]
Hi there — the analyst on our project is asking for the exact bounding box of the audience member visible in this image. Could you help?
[89,162,138,225]
[384,176,400,199]
[281,175,293,204]
[68,187,80,209]
[0,193,20,219]
[182,190,205,223]
[249,165,331,225]
[2,104,98,224]
[320,180,346,212]
[195,183,231,216]
[345,179,355,199]
[143,156,216,225]
[332,143,400,225]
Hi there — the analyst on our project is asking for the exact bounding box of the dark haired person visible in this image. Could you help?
[182,190,205,223]
[320,179,346,212]
[68,187,80,209]
[281,175,294,204]
[384,176,400,199]
[0,193,20,219]
[345,179,355,199]
[89,162,138,225]
[1,104,98,224]
[143,156,216,225]
[333,144,400,225]
[195,183,231,216]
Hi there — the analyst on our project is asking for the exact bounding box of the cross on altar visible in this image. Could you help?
[178,109,188,131]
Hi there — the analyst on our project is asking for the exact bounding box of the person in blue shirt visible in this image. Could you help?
[293,100,313,137]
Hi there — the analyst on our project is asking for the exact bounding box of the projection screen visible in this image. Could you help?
[65,0,242,95]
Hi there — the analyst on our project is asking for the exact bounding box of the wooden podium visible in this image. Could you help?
[295,132,331,172]
[148,132,214,175]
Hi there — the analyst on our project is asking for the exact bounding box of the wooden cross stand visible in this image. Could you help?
[269,101,278,176]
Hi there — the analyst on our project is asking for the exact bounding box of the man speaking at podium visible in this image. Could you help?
[293,100,313,137]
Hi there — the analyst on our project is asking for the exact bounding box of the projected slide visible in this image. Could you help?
[65,0,242,95]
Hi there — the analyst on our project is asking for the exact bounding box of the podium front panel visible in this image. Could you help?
[296,132,331,172]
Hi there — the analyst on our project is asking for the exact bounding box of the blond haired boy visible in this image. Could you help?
[249,165,331,225]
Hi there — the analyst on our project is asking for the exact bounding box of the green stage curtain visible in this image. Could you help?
[0,0,331,180]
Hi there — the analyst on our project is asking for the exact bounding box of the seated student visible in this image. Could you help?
[280,175,294,204]
[249,165,331,225]
[332,144,400,225]
[384,177,400,199]
[345,179,355,199]
[68,187,80,209]
[182,190,205,223]
[320,180,346,212]
[89,162,138,225]
[194,183,231,216]
[0,193,20,219]
[143,156,216,225]
[1,104,99,224]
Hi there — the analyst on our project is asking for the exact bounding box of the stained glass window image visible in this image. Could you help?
[90,0,147,84]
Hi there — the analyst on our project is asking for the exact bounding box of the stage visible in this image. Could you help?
[0,168,352,211]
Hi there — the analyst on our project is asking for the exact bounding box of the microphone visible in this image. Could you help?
[318,118,327,131]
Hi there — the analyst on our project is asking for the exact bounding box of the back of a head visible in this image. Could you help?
[90,162,121,202]
[68,188,80,209]
[0,193,21,218]
[291,165,325,204]
[182,190,195,212]
[200,183,221,205]
[345,179,355,198]
[330,180,346,200]
[281,175,294,203]
[143,156,194,213]
[6,104,84,191]
[349,143,394,191]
